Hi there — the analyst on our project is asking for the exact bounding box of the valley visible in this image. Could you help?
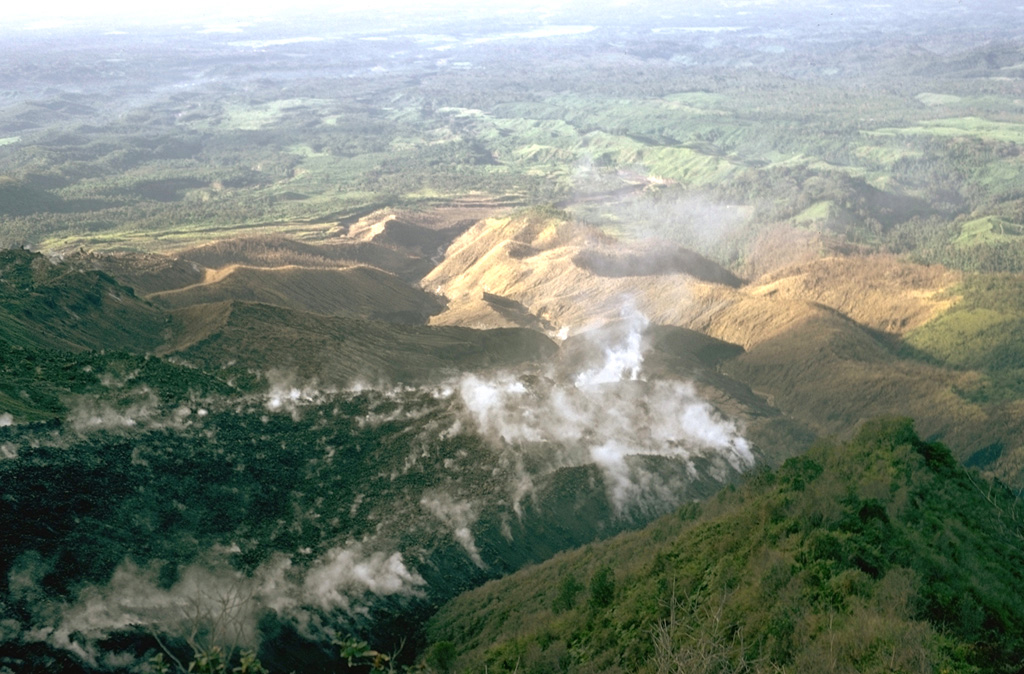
[4,1,1024,672]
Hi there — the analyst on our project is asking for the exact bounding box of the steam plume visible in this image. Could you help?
[9,540,424,667]
[456,309,753,514]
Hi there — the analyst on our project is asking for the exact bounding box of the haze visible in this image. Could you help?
[6,0,1024,670]
[6,0,971,33]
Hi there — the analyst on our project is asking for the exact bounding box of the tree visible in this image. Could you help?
[588,565,615,610]
[553,573,583,613]
[426,641,457,674]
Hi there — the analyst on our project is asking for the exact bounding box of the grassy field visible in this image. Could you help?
[871,116,1024,142]
[2,10,1024,275]
[904,274,1024,401]
[954,216,1024,246]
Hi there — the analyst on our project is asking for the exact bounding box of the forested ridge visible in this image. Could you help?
[427,419,1024,674]
[5,2,1024,672]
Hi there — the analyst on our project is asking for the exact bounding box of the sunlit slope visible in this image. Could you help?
[422,211,1022,478]
[748,255,961,335]
[422,212,743,331]
[425,419,1024,674]
[148,264,443,323]
[170,206,480,283]
[173,235,432,283]
[423,213,953,342]
[63,206,478,305]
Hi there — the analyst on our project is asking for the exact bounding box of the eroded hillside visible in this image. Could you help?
[6,194,1024,674]
[7,4,1024,671]
[1,215,802,673]
[422,210,1024,483]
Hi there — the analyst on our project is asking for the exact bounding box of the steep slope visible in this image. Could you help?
[0,344,237,422]
[346,211,469,257]
[148,265,443,323]
[0,249,168,353]
[162,300,812,467]
[68,249,206,296]
[426,418,1024,674]
[422,212,1019,479]
[174,234,435,283]
[720,309,1000,447]
[749,255,961,335]
[897,273,1024,484]
[164,301,557,385]
[0,317,779,674]
[423,214,954,345]
[422,212,743,332]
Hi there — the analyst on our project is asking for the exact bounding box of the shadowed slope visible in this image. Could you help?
[69,250,205,296]
[149,265,443,324]
[175,234,436,283]
[0,249,167,353]
[421,211,1021,479]
[165,301,558,385]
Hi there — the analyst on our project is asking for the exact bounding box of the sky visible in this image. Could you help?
[4,0,822,32]
[5,0,570,28]
[11,0,994,37]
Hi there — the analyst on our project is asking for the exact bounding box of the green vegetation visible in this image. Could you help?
[872,117,1024,143]
[3,7,1024,275]
[0,248,167,353]
[905,274,1024,401]
[587,565,616,611]
[954,216,1024,247]
[426,419,1024,673]
[552,574,584,614]
[6,6,1024,673]
[0,343,235,420]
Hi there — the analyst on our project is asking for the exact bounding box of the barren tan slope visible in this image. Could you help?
[175,232,437,283]
[425,216,962,346]
[148,264,442,323]
[421,213,1016,466]
[749,255,961,334]
[423,215,746,335]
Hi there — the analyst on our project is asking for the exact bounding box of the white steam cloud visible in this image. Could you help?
[263,370,337,420]
[62,370,338,436]
[575,310,648,386]
[67,391,162,433]
[9,541,424,667]
[0,412,13,427]
[456,309,753,514]
[421,492,485,568]
[65,390,215,435]
[299,543,425,614]
[4,309,754,669]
